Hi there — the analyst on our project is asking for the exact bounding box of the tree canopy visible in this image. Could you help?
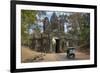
[21,10,37,45]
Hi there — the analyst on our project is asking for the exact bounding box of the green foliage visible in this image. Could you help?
[21,10,37,46]
[79,14,90,45]
[68,13,90,47]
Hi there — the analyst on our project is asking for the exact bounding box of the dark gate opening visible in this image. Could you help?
[55,39,60,53]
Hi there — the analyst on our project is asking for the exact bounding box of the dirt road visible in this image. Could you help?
[21,47,90,63]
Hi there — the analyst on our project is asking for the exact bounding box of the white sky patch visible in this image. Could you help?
[46,11,53,20]
[64,22,68,32]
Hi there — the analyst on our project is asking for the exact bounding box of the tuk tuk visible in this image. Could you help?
[66,47,76,59]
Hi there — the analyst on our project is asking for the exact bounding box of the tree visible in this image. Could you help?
[21,10,37,46]
[67,13,90,48]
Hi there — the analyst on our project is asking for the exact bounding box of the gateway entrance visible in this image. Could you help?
[55,39,60,53]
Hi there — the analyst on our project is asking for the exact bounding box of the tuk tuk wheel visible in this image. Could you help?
[67,54,75,59]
